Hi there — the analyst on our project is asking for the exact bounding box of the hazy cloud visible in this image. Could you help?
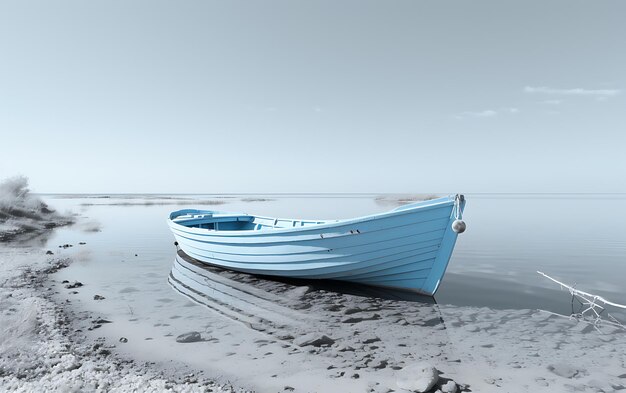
[540,99,562,105]
[455,110,498,119]
[455,107,520,119]
[524,86,621,97]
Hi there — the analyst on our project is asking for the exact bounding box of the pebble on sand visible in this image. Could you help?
[362,336,381,344]
[396,362,439,393]
[283,286,312,300]
[293,334,335,347]
[441,380,458,393]
[176,331,203,343]
[65,281,83,289]
[547,363,580,379]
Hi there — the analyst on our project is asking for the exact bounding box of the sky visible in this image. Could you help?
[1,1,625,193]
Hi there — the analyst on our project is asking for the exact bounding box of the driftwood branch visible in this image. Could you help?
[538,271,626,309]
[537,271,626,332]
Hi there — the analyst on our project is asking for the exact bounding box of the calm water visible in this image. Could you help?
[42,193,626,314]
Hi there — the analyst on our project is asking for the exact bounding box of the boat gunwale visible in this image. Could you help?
[167,195,456,238]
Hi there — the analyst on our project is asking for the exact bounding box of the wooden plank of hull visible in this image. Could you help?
[177,230,445,267]
[181,245,440,279]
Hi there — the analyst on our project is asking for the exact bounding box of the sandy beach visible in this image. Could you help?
[0,179,247,392]
[2,178,626,393]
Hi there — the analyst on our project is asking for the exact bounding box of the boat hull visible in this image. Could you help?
[167,196,465,296]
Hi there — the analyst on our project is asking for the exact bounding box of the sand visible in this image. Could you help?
[0,178,247,392]
[4,243,625,392]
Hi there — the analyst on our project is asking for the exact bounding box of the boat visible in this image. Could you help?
[167,194,466,296]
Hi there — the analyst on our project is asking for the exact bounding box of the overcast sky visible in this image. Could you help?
[1,1,625,193]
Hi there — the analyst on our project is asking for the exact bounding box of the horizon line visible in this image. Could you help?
[34,192,626,196]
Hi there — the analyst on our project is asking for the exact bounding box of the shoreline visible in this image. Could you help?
[0,243,248,392]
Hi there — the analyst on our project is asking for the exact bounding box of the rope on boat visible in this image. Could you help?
[454,194,463,220]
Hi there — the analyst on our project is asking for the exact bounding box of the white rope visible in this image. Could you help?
[454,194,462,220]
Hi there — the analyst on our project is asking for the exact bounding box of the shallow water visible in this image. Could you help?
[44,193,626,312]
[39,194,626,392]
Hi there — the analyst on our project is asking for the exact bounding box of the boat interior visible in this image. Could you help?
[171,211,329,231]
[169,197,452,232]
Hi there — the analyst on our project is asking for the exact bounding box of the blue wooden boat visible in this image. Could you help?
[167,194,466,296]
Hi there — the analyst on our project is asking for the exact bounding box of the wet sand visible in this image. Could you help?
[0,178,245,391]
[27,243,626,393]
[0,245,252,392]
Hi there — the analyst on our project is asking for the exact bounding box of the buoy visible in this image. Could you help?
[452,220,466,234]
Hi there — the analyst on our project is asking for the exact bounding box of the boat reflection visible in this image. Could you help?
[168,250,454,383]
[169,249,446,335]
